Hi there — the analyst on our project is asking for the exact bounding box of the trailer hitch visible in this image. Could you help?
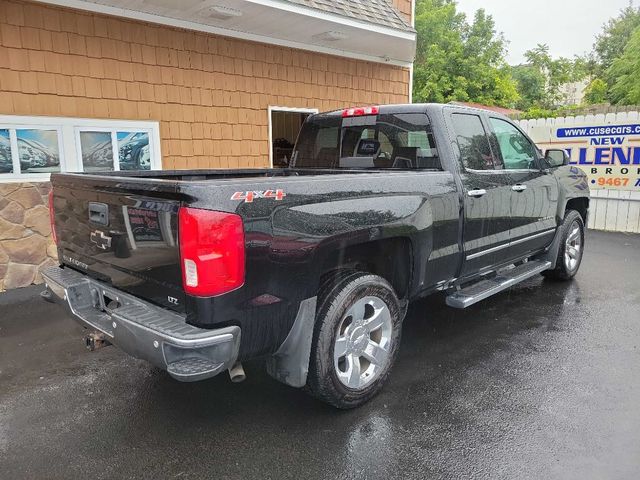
[84,332,111,351]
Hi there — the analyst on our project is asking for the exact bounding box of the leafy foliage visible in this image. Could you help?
[607,27,640,105]
[412,0,519,107]
[594,6,640,73]
[586,6,640,105]
[583,78,609,105]
[411,1,640,112]
[510,64,546,111]
[511,44,585,111]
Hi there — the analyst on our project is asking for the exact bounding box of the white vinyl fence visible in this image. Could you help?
[518,112,640,234]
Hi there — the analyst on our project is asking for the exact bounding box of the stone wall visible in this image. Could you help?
[0,182,57,291]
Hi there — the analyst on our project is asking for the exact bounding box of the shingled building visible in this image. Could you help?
[0,0,416,290]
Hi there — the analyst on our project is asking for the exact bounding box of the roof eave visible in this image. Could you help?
[35,0,416,66]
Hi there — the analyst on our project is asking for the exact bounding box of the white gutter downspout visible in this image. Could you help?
[409,0,416,103]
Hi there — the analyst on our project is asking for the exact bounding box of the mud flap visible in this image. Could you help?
[265,297,317,388]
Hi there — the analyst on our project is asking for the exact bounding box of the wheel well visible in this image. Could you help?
[319,237,412,299]
[566,197,589,224]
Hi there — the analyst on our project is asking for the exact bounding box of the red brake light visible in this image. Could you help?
[178,207,245,297]
[342,106,379,117]
[48,190,57,244]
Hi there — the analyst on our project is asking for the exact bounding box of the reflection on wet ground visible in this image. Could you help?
[1,230,639,479]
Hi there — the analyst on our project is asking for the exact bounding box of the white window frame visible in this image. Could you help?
[268,106,319,168]
[75,126,159,173]
[0,123,65,182]
[0,115,162,183]
[75,127,119,173]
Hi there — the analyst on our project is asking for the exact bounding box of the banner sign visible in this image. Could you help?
[550,123,640,190]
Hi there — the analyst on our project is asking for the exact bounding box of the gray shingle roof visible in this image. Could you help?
[285,0,413,31]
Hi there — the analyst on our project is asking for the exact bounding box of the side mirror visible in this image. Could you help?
[545,149,570,168]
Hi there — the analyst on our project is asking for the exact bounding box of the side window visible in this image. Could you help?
[451,113,495,170]
[489,118,537,170]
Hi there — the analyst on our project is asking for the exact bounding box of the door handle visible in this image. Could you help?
[467,189,487,198]
[511,184,527,192]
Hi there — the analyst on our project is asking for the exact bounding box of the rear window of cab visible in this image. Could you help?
[292,112,441,170]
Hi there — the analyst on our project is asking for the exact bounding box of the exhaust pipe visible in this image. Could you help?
[228,362,246,383]
[84,332,111,351]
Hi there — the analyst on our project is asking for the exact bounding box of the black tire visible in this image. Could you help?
[306,272,403,409]
[542,210,585,280]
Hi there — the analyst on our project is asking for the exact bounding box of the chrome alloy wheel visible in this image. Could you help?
[564,221,583,271]
[333,296,393,389]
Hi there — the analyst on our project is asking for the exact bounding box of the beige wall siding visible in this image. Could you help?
[0,0,411,290]
[392,0,413,24]
[0,0,411,170]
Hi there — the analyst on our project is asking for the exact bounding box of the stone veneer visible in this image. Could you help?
[0,182,57,291]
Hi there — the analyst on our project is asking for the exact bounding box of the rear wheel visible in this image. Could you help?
[542,210,585,280]
[306,272,403,409]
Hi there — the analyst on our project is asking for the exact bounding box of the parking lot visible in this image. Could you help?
[1,230,639,480]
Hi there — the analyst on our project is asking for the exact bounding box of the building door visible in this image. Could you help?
[269,107,318,168]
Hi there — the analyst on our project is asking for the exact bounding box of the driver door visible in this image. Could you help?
[487,117,559,260]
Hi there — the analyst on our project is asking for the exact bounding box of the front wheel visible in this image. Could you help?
[306,272,403,409]
[542,210,585,280]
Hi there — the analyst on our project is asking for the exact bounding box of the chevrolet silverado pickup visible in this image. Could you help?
[43,104,590,408]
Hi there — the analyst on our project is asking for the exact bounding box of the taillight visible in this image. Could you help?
[48,190,57,244]
[342,106,379,117]
[178,207,245,297]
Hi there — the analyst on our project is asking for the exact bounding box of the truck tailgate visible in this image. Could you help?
[51,176,186,313]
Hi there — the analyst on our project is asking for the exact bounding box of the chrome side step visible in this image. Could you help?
[446,260,552,309]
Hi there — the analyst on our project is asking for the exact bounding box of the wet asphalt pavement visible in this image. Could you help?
[1,230,639,480]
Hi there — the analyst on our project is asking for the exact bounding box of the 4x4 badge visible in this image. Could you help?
[231,189,286,203]
[90,230,112,250]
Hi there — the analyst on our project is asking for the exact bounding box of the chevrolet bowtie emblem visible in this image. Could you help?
[90,230,112,250]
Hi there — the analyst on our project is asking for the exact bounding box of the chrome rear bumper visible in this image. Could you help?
[42,266,240,382]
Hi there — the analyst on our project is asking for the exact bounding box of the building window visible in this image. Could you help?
[0,115,161,182]
[0,129,13,174]
[17,129,63,174]
[0,126,64,177]
[78,130,115,172]
[118,132,151,170]
[77,129,152,172]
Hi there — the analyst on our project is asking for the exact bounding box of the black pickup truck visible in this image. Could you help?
[43,103,590,408]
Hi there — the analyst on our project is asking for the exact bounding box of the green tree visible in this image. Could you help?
[462,9,520,106]
[583,78,608,104]
[525,44,574,106]
[510,64,546,110]
[511,44,587,112]
[594,6,640,73]
[412,0,466,103]
[607,26,640,104]
[412,0,518,107]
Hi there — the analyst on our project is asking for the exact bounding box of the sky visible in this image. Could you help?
[455,0,633,65]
